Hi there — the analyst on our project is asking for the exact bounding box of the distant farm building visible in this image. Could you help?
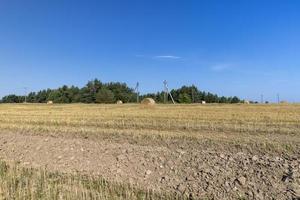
[141,98,155,105]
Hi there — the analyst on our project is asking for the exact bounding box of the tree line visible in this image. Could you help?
[0,79,241,104]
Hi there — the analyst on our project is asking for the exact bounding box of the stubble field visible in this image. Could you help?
[0,103,299,199]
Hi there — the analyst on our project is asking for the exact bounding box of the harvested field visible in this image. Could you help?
[0,103,299,199]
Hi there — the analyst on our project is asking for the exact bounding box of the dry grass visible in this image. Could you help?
[0,103,299,151]
[0,103,299,199]
[0,160,182,200]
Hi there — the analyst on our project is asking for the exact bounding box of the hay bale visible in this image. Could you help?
[201,101,206,104]
[280,101,288,104]
[244,100,250,104]
[141,98,155,105]
[47,101,53,105]
[116,100,123,104]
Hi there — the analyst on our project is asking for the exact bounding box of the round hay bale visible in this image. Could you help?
[244,100,250,104]
[280,101,288,104]
[116,100,123,104]
[141,98,155,105]
[201,101,206,104]
[47,101,53,105]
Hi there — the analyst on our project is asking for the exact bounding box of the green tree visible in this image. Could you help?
[105,82,134,103]
[231,96,240,104]
[47,90,62,103]
[219,96,228,103]
[95,88,115,103]
[1,95,23,103]
[27,92,37,103]
[1,80,242,105]
[178,93,192,103]
[68,86,81,103]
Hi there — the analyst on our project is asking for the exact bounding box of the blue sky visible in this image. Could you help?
[0,0,300,102]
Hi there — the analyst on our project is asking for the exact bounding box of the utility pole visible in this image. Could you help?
[163,80,168,104]
[191,87,195,103]
[135,82,139,103]
[277,93,280,104]
[23,87,28,103]
[163,80,175,104]
[260,94,264,104]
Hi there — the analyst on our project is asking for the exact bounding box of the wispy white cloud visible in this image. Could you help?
[211,64,233,72]
[153,55,181,59]
[135,54,182,60]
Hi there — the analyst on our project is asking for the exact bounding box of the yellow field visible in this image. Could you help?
[0,103,299,152]
[0,103,299,199]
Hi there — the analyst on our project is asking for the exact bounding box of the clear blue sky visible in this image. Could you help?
[0,0,299,102]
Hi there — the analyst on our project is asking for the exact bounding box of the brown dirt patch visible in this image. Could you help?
[0,132,299,199]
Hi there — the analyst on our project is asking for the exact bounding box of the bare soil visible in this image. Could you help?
[0,132,299,200]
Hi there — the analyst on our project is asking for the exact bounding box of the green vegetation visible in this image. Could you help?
[0,79,241,104]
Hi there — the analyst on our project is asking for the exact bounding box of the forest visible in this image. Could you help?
[0,79,241,104]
